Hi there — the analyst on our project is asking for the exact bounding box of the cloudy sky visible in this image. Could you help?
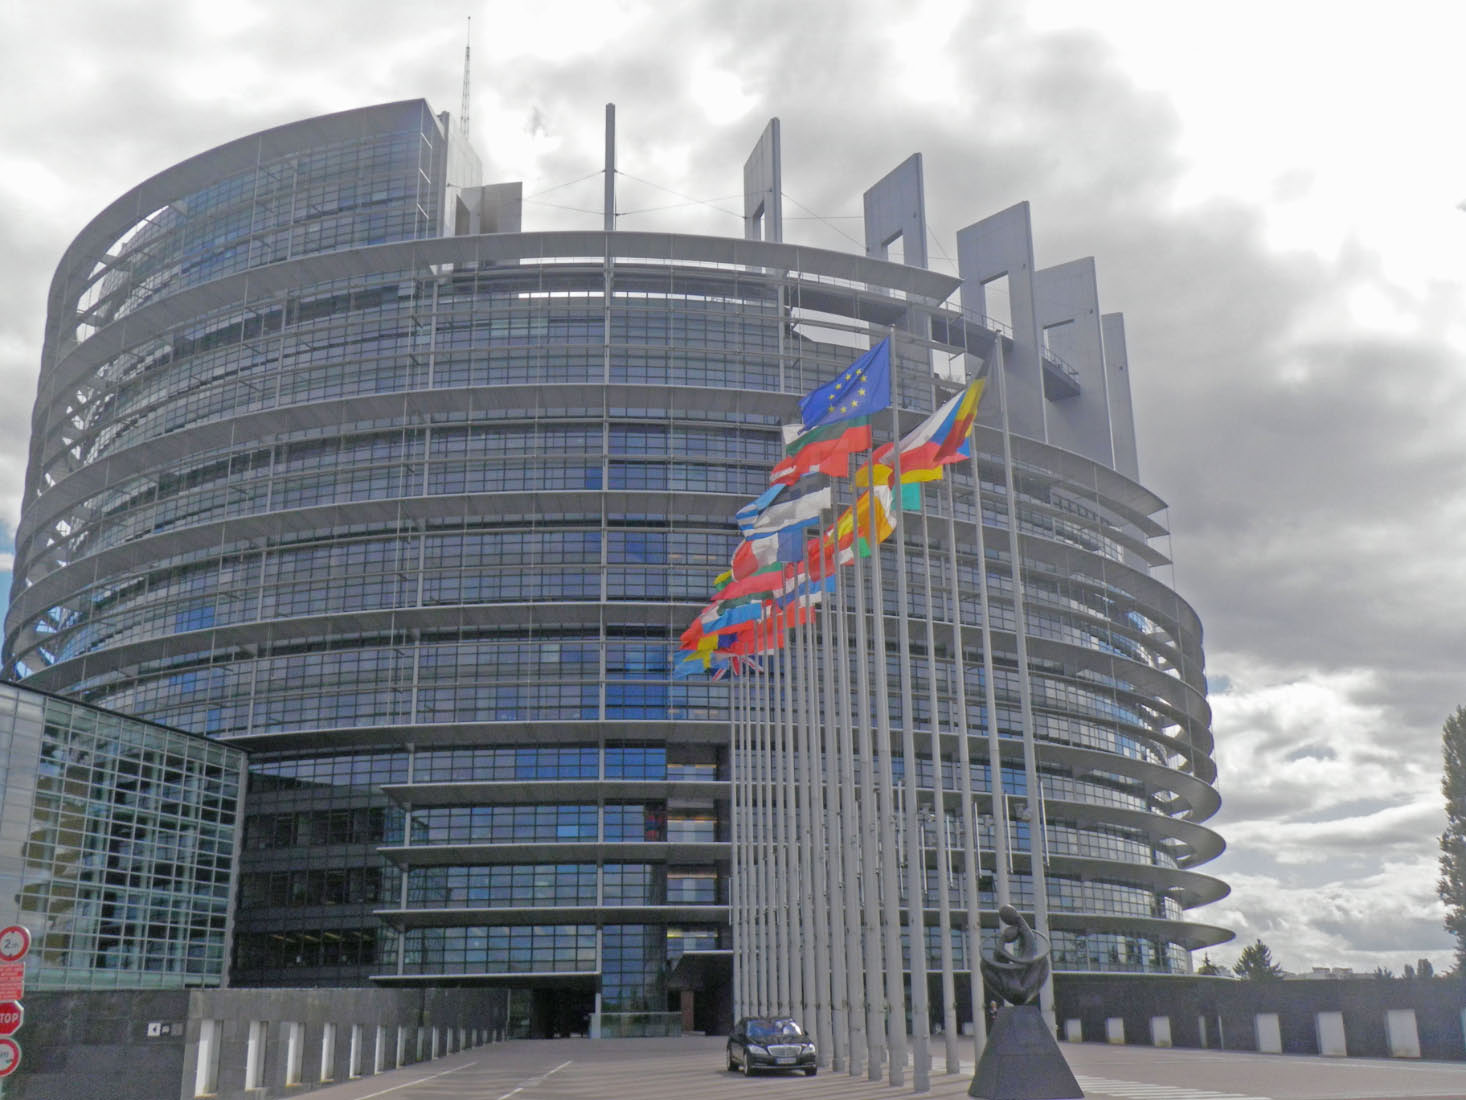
[2,1,1464,975]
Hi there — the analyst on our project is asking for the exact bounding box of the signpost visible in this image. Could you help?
[0,926,28,1087]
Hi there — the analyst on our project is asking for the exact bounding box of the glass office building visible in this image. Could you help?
[4,99,1227,1028]
[0,682,245,989]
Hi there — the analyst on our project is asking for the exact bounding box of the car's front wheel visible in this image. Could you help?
[741,1054,752,1076]
[805,1067,818,1077]
[727,1050,737,1072]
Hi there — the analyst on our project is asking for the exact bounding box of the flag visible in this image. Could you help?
[747,486,832,540]
[735,483,786,538]
[776,571,837,608]
[799,339,892,431]
[932,377,984,463]
[882,378,985,470]
[854,378,984,488]
[834,484,895,544]
[770,418,873,485]
[714,563,789,601]
[699,600,764,634]
[729,534,780,581]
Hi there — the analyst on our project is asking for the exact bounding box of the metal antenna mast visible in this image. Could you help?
[459,16,471,138]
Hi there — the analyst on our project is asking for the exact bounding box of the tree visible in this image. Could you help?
[1232,939,1285,981]
[1437,706,1466,974]
[1196,954,1224,976]
[1418,958,1435,979]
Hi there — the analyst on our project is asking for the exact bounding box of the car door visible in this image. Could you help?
[730,1019,748,1065]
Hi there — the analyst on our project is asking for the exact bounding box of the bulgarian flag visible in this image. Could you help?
[771,417,873,485]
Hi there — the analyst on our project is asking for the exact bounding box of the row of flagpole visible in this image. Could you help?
[688,325,1053,1091]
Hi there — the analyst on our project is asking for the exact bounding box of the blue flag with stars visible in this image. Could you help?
[798,338,892,432]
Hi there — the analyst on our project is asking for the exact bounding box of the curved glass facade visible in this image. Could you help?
[6,100,1226,1017]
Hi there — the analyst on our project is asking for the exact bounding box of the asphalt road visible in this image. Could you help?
[298,1035,1466,1100]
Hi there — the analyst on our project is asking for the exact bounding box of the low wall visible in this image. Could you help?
[6,985,508,1100]
[1055,974,1466,1060]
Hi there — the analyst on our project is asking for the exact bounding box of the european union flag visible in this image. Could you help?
[799,338,892,431]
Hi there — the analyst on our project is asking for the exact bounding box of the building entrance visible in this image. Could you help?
[507,982,597,1038]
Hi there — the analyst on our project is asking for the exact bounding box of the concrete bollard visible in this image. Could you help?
[1150,1016,1171,1048]
[1255,1013,1281,1054]
[1315,1011,1346,1056]
[1386,1009,1420,1058]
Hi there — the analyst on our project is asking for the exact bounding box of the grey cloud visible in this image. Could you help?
[1,0,1463,967]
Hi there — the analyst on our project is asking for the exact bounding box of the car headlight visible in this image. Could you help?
[746,1043,768,1056]
[801,1043,815,1054]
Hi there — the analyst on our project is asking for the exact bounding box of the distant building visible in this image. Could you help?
[0,682,245,989]
[4,98,1228,1034]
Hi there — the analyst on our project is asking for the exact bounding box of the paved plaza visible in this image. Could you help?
[299,1035,1466,1100]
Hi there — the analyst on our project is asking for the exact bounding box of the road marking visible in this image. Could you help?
[496,1058,573,1099]
[350,1061,479,1100]
[1075,1076,1272,1100]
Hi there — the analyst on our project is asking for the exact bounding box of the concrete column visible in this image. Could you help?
[1063,1019,1082,1042]
[956,203,1045,441]
[1034,257,1111,465]
[1105,1017,1124,1044]
[743,118,782,242]
[862,154,928,269]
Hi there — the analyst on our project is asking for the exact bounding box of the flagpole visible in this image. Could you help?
[731,666,744,1020]
[828,496,870,1076]
[778,613,801,1018]
[761,639,778,1015]
[887,349,932,1092]
[775,619,792,1016]
[989,336,1055,1026]
[918,477,960,1073]
[801,579,835,1067]
[867,349,909,1089]
[942,466,988,1064]
[805,576,836,1067]
[787,607,808,1025]
[730,662,744,1014]
[850,448,887,1082]
[792,597,820,1047]
[750,654,762,1014]
[815,519,853,1072]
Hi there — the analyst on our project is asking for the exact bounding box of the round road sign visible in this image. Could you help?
[0,1037,19,1076]
[0,1002,21,1037]
[0,927,28,963]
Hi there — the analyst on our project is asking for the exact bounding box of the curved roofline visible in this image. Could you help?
[44,100,443,334]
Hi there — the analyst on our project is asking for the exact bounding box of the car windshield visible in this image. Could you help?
[747,1019,804,1040]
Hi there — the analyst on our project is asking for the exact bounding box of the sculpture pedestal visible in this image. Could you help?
[968,1005,1083,1099]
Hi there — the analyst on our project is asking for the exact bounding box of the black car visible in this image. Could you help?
[726,1016,817,1076]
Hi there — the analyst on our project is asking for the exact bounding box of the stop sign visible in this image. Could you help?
[0,1004,19,1037]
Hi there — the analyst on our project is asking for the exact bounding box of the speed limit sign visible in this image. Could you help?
[0,1036,20,1077]
[0,928,28,964]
